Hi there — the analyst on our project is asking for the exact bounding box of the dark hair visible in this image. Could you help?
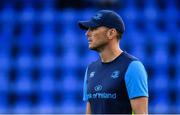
[106,27,123,40]
[116,30,123,40]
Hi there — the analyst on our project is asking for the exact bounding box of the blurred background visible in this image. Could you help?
[0,0,180,114]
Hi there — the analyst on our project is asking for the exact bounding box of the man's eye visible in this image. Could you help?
[89,27,97,31]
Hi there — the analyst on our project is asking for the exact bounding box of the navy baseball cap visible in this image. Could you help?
[78,10,125,33]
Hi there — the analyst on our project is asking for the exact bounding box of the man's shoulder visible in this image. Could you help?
[122,51,139,62]
[115,52,140,70]
[88,59,101,68]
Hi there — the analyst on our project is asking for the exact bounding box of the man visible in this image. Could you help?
[78,10,148,114]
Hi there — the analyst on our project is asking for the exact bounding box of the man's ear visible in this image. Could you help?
[106,28,116,39]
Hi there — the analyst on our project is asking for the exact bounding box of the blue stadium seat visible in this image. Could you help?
[61,30,79,48]
[13,100,31,113]
[39,31,55,48]
[36,100,54,113]
[0,92,8,113]
[61,51,78,70]
[38,54,56,71]
[152,91,169,113]
[60,9,77,31]
[59,99,77,113]
[15,75,32,94]
[153,74,168,90]
[0,54,10,72]
[81,8,96,20]
[18,7,35,24]
[123,7,137,33]
[38,75,55,93]
[177,91,180,113]
[16,54,33,71]
[61,75,79,93]
[152,48,168,68]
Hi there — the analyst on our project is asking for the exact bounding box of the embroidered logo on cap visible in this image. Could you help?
[93,13,102,20]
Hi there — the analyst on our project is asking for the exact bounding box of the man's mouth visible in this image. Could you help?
[88,39,92,43]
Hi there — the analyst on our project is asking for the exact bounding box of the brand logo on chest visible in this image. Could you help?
[111,70,120,79]
[89,71,95,78]
[94,85,102,91]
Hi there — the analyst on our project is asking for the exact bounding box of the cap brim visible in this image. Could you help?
[78,20,99,30]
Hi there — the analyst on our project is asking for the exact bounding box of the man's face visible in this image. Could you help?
[85,26,109,51]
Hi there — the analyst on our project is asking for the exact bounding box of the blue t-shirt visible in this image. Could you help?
[83,52,148,114]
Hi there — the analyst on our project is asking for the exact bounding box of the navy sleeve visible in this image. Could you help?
[125,61,148,99]
[83,67,88,101]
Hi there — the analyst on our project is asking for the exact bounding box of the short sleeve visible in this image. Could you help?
[83,67,88,101]
[125,61,148,99]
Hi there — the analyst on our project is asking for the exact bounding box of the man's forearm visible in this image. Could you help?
[130,97,148,114]
[86,101,91,114]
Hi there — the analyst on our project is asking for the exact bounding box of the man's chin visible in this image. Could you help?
[89,46,97,50]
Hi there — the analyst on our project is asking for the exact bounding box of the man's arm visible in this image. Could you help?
[125,61,149,114]
[86,101,91,114]
[130,97,148,114]
[83,67,90,114]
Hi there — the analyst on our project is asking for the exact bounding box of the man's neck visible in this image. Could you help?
[99,45,123,63]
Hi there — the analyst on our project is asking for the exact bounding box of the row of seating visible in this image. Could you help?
[0,1,180,113]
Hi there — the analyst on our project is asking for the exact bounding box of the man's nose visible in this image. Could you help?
[85,29,91,37]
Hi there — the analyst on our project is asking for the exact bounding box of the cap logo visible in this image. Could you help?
[93,13,102,20]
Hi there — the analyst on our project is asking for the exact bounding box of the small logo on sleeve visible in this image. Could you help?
[111,70,120,79]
